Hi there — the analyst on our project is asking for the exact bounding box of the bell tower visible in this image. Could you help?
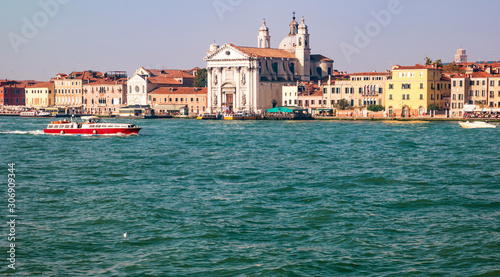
[295,17,311,81]
[257,19,271,48]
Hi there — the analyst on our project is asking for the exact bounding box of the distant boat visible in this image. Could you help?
[20,111,53,117]
[224,111,261,120]
[459,121,497,129]
[196,114,220,120]
[19,111,37,117]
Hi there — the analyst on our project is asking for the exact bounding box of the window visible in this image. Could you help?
[453,80,456,87]
[359,88,362,94]
[459,94,463,100]
[491,80,495,86]
[482,80,485,86]
[490,91,494,98]
[402,84,410,89]
[482,90,485,97]
[311,100,315,105]
[389,84,393,89]
[431,83,435,89]
[420,94,424,100]
[407,94,410,100]
[402,94,406,100]
[420,83,424,89]
[459,80,463,87]
[431,94,434,100]
[452,94,456,100]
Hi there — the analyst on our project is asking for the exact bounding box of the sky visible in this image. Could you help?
[1,0,499,81]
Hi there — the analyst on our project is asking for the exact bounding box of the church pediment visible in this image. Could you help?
[204,44,250,61]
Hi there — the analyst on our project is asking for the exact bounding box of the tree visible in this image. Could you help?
[432,59,443,68]
[428,104,440,111]
[367,104,384,112]
[194,68,207,87]
[425,57,432,66]
[442,62,465,74]
[336,99,349,110]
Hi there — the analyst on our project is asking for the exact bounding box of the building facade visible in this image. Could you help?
[148,87,207,115]
[323,72,389,109]
[385,64,450,117]
[25,82,55,108]
[82,79,127,115]
[204,14,333,114]
[0,80,34,106]
[127,67,195,106]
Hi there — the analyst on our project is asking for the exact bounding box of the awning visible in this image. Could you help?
[153,104,187,111]
[266,106,307,113]
[316,108,333,111]
[463,104,476,112]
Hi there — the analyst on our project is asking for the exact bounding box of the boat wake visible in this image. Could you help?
[0,130,45,135]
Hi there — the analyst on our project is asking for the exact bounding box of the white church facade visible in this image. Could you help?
[204,14,333,114]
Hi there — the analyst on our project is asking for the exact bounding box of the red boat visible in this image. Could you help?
[44,116,141,135]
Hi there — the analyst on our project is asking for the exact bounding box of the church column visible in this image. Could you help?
[235,67,240,111]
[217,67,223,111]
[207,67,212,112]
[252,66,259,112]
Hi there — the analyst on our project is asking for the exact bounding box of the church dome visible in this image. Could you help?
[279,35,296,53]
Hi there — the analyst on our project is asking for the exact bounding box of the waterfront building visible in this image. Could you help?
[204,14,333,114]
[25,82,55,108]
[0,80,36,107]
[53,71,103,113]
[385,64,451,117]
[82,79,127,115]
[450,75,468,117]
[282,84,302,106]
[148,87,207,115]
[323,72,389,109]
[126,67,195,106]
[467,71,494,107]
[297,87,324,113]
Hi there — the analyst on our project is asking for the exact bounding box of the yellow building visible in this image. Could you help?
[385,64,450,117]
[53,71,103,113]
[25,82,55,108]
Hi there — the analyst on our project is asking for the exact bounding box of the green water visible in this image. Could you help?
[0,117,499,276]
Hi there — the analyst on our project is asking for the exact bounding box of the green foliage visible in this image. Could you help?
[336,99,349,110]
[194,68,207,87]
[367,104,384,112]
[428,104,440,111]
[425,57,432,66]
[432,59,443,68]
[442,62,464,74]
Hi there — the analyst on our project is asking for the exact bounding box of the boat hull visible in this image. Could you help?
[459,121,496,129]
[44,127,141,135]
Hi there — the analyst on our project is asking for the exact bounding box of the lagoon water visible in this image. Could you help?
[0,117,499,276]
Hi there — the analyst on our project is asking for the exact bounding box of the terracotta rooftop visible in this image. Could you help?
[144,69,194,79]
[349,72,390,76]
[310,54,333,61]
[148,87,207,95]
[147,76,184,85]
[27,82,54,88]
[230,44,296,59]
[393,64,437,70]
[470,71,494,78]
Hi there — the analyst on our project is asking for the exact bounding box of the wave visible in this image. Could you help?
[0,130,45,135]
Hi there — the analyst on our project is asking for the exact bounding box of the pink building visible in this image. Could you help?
[82,79,127,115]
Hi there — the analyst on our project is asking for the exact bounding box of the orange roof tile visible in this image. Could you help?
[27,82,54,88]
[470,71,494,78]
[148,87,207,95]
[230,44,296,59]
[310,54,333,61]
[393,64,437,70]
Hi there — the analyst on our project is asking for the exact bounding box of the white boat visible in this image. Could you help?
[459,121,497,129]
